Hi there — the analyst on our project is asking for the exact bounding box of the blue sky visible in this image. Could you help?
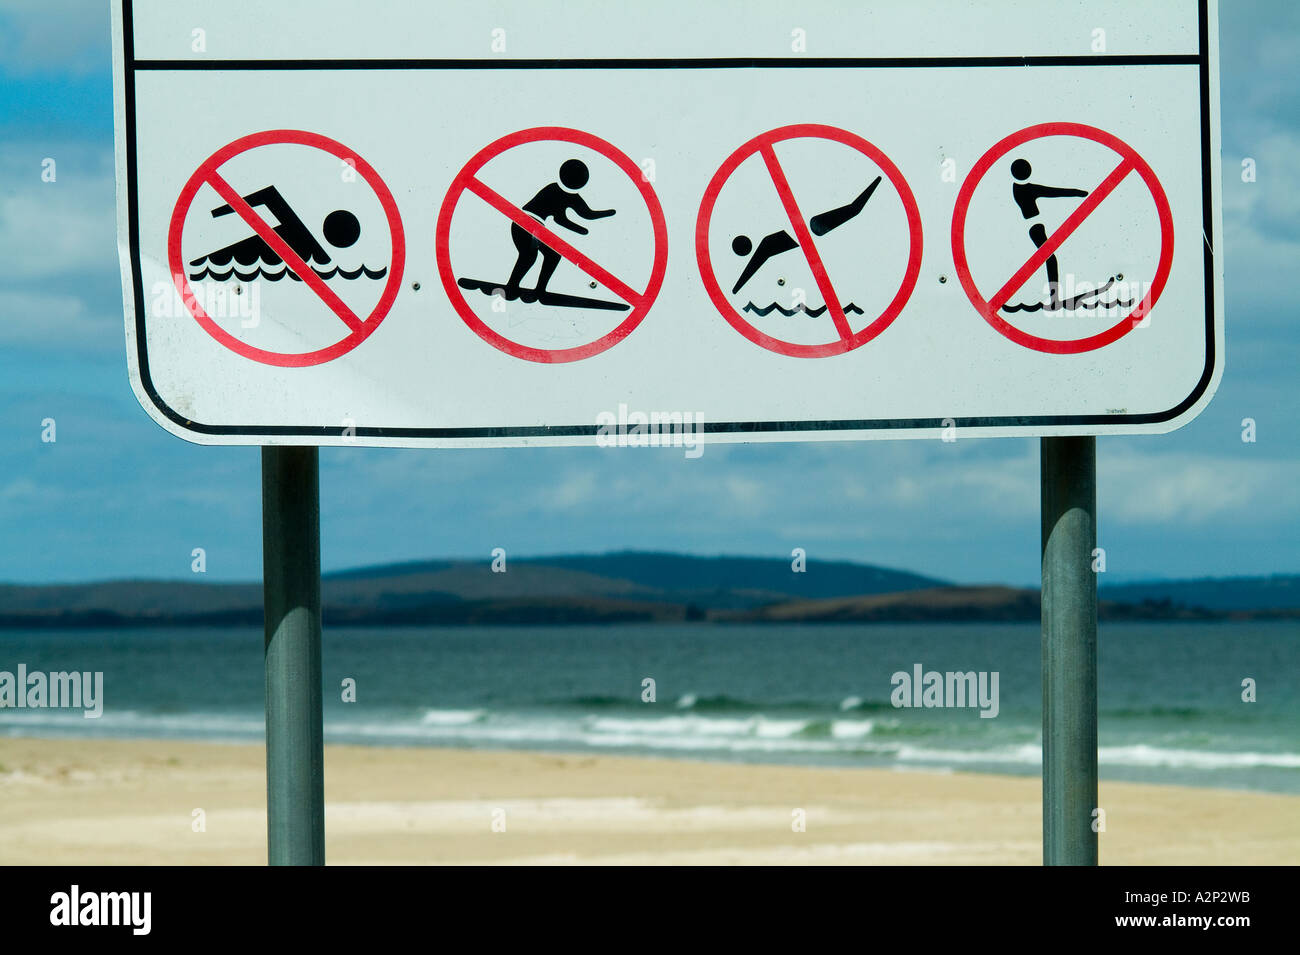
[1,1,1296,586]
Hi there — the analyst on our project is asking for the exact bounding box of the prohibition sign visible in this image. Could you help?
[436,127,668,364]
[168,129,406,367]
[696,124,923,359]
[951,122,1174,355]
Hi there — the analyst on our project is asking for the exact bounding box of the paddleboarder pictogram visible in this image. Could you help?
[951,122,1174,354]
[168,129,405,368]
[696,124,922,359]
[437,127,667,363]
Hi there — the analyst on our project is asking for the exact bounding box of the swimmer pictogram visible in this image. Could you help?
[187,185,387,283]
[168,129,405,367]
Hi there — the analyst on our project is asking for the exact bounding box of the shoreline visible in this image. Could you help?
[2,737,1296,865]
[3,729,1296,797]
[3,721,1297,798]
[5,609,1298,629]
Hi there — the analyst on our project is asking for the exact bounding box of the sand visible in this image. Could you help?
[0,738,1295,865]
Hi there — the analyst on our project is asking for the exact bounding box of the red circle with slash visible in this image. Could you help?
[951,122,1174,354]
[696,124,923,359]
[168,129,405,367]
[436,127,668,364]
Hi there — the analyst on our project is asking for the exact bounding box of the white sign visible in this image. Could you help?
[112,0,1222,447]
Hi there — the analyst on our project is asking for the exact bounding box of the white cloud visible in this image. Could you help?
[1221,128,1300,329]
[0,144,116,282]
[0,476,46,504]
[539,468,600,510]
[878,450,1040,521]
[0,1,111,76]
[0,289,119,349]
[1099,446,1298,525]
[0,140,122,348]
[1225,130,1300,242]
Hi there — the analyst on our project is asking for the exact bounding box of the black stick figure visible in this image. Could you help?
[730,177,880,295]
[1011,159,1088,310]
[506,159,615,295]
[190,185,359,269]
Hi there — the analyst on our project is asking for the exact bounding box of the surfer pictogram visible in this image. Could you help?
[456,159,628,312]
[187,185,387,282]
[437,126,667,363]
[1004,159,1133,313]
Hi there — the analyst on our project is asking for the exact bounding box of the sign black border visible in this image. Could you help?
[119,0,1217,441]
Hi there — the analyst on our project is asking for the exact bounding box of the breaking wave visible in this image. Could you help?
[1002,296,1135,313]
[743,302,865,317]
[188,264,388,282]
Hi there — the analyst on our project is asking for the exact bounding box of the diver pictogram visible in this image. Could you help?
[696,124,922,359]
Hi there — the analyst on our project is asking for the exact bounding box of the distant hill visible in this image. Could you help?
[318,551,946,611]
[516,551,945,608]
[1100,575,1300,612]
[0,580,261,618]
[735,586,1043,623]
[731,586,1255,624]
[0,553,1295,627]
[0,551,945,627]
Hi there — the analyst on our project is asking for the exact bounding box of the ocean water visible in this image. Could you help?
[1,622,1296,793]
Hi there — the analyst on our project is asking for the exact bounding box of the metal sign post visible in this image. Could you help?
[262,446,325,866]
[1040,436,1099,865]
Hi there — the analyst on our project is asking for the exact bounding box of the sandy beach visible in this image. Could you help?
[0,738,1295,865]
